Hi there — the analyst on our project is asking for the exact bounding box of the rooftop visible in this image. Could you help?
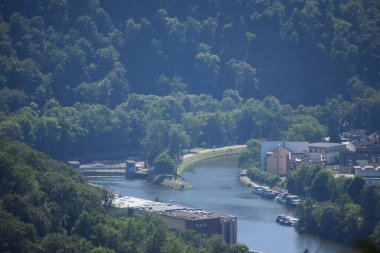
[354,166,380,171]
[80,162,126,170]
[163,209,233,221]
[309,142,345,148]
[113,196,236,221]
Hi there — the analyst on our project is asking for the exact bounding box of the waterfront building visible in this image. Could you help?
[309,142,346,165]
[340,132,380,167]
[266,145,291,177]
[112,196,237,244]
[260,141,309,171]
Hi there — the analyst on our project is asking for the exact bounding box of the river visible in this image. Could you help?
[91,157,349,253]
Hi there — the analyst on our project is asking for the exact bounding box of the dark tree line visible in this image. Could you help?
[2,86,380,163]
[0,91,331,162]
[0,0,379,106]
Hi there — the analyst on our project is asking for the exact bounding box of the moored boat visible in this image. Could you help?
[251,185,264,194]
[286,195,300,206]
[276,214,298,226]
[275,192,300,206]
[260,187,278,199]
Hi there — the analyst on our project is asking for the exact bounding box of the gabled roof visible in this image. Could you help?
[270,145,291,153]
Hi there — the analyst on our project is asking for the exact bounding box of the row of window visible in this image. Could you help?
[310,147,345,154]
[195,223,207,228]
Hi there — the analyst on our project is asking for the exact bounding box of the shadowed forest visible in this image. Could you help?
[1,1,380,252]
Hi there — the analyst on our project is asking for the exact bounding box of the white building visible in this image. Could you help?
[309,142,347,165]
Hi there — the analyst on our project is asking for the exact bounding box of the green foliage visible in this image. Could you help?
[0,0,378,107]
[238,138,260,168]
[283,116,327,142]
[230,243,250,253]
[247,167,281,187]
[290,163,380,246]
[310,170,333,201]
[0,0,380,249]
[0,137,249,252]
[153,153,176,175]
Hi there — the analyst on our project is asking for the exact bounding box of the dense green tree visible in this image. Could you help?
[141,120,171,163]
[310,170,333,202]
[230,243,250,253]
[283,116,327,142]
[153,153,176,176]
[346,177,366,203]
[238,138,260,168]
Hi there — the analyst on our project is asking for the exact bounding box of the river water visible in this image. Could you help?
[91,157,349,253]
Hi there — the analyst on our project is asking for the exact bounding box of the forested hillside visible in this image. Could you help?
[0,0,379,161]
[0,0,379,106]
[0,137,248,253]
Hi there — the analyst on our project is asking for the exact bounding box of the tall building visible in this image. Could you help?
[266,145,291,177]
[260,141,309,172]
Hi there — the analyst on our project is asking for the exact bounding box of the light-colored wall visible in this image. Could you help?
[309,145,346,165]
[267,151,278,175]
[278,147,289,177]
[266,146,289,177]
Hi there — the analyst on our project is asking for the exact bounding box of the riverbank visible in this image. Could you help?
[177,145,246,175]
[239,169,259,188]
[149,174,192,190]
[91,157,349,253]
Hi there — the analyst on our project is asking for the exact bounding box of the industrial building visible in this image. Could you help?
[112,196,237,244]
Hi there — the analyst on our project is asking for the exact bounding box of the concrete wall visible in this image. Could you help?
[220,218,237,245]
[185,218,220,238]
[162,215,186,230]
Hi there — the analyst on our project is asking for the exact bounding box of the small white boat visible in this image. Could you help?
[251,185,263,194]
[286,195,300,206]
[276,214,299,226]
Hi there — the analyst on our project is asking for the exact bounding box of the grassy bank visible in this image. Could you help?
[177,145,246,175]
[149,174,192,190]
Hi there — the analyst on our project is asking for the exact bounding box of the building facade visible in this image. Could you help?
[354,166,380,185]
[309,142,346,165]
[260,141,309,171]
[340,133,380,167]
[112,196,237,244]
[266,146,291,177]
